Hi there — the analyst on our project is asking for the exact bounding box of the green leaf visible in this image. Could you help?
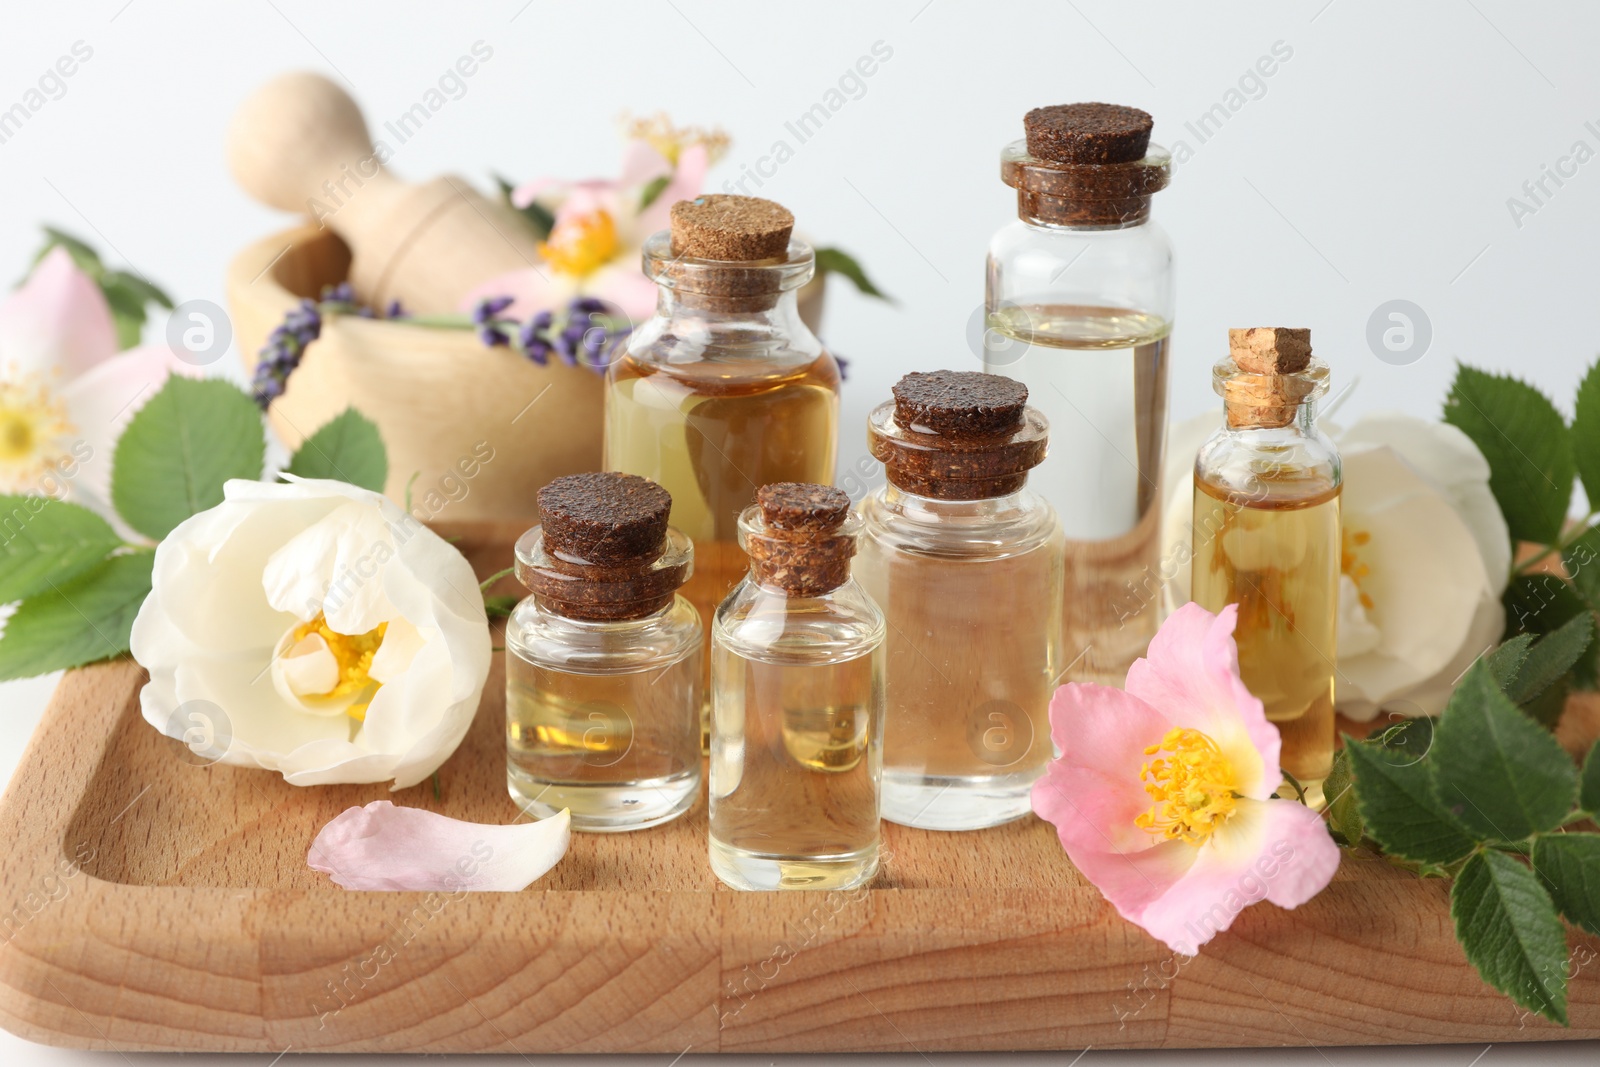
[1582,739,1600,816]
[31,226,102,277]
[1432,660,1579,841]
[100,278,148,349]
[1562,524,1600,610]
[1502,574,1596,688]
[284,408,388,492]
[1443,365,1574,545]
[813,247,891,301]
[1488,634,1535,691]
[1345,735,1477,865]
[1572,358,1600,512]
[110,377,265,541]
[100,268,173,310]
[1504,613,1595,706]
[1324,747,1363,847]
[0,496,124,603]
[638,174,671,211]
[0,550,154,680]
[493,173,553,240]
[1532,833,1600,938]
[1452,849,1569,1026]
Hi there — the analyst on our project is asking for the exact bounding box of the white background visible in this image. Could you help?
[1,0,1597,1063]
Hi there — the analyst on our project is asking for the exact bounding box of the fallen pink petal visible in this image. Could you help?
[1031,602,1340,954]
[308,801,571,892]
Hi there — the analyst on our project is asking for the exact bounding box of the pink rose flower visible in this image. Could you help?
[1031,602,1340,954]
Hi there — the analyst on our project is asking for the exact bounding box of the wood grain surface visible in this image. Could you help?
[0,524,1595,1054]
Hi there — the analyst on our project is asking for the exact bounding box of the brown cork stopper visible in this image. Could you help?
[744,482,856,597]
[1025,103,1153,165]
[1229,328,1312,374]
[537,472,671,564]
[670,195,794,261]
[871,371,1047,500]
[1223,328,1318,430]
[892,371,1027,437]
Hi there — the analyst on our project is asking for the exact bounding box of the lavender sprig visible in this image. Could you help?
[252,284,407,408]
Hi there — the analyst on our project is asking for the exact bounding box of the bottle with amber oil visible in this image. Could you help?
[855,371,1064,830]
[710,483,885,891]
[506,472,703,831]
[1191,328,1340,806]
[984,103,1174,687]
[605,196,841,742]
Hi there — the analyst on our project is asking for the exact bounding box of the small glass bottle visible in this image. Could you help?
[855,371,1064,830]
[605,195,841,743]
[983,103,1174,688]
[709,483,885,891]
[506,472,703,831]
[1191,328,1340,806]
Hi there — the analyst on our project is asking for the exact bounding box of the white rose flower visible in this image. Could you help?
[131,477,491,787]
[1162,411,1510,721]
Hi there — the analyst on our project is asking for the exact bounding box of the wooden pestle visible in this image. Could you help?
[226,71,543,314]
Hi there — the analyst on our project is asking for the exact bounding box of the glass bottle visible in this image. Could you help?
[709,483,886,891]
[1190,328,1340,806]
[604,195,841,745]
[855,371,1064,830]
[983,103,1174,687]
[506,472,703,831]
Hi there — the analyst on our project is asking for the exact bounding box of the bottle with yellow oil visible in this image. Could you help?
[1191,328,1340,807]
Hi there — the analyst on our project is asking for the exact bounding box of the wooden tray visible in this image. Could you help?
[0,524,1597,1055]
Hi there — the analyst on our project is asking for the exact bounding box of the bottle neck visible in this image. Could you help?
[1017,192,1153,230]
[877,483,1036,523]
[1224,394,1320,433]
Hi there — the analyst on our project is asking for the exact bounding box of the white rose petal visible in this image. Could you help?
[132,477,491,789]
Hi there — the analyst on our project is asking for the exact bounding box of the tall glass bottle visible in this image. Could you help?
[855,371,1063,830]
[983,103,1174,687]
[506,472,703,831]
[605,195,841,742]
[1190,328,1340,806]
[710,483,885,891]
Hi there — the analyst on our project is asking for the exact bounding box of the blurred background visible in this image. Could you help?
[0,2,1596,1063]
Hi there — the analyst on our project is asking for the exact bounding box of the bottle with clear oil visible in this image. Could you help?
[709,483,886,891]
[984,103,1174,688]
[1190,328,1340,807]
[855,371,1063,831]
[505,473,703,831]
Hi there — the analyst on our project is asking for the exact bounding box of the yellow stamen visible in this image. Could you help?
[0,371,74,492]
[621,111,729,166]
[290,614,387,721]
[539,210,620,278]
[1135,727,1238,845]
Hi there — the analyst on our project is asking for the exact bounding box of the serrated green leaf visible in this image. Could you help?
[1488,634,1535,691]
[284,408,388,492]
[1324,747,1363,846]
[1432,660,1578,842]
[1444,366,1574,545]
[1502,574,1596,688]
[1582,740,1600,816]
[1452,849,1569,1025]
[1345,736,1477,865]
[1562,524,1600,610]
[0,550,153,680]
[1373,715,1435,761]
[1505,613,1594,706]
[813,247,891,301]
[1532,833,1600,938]
[0,496,124,603]
[638,174,671,211]
[1572,359,1600,512]
[110,377,265,541]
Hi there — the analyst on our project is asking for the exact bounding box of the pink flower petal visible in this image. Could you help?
[458,268,576,320]
[1125,603,1280,797]
[637,143,708,236]
[584,261,659,324]
[1130,797,1340,953]
[308,801,570,891]
[617,138,674,188]
[509,177,567,210]
[0,247,119,378]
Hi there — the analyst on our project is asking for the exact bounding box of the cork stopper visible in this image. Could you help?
[670,195,794,261]
[742,482,857,597]
[1025,103,1153,165]
[892,371,1028,437]
[537,472,671,564]
[870,371,1048,500]
[1222,328,1319,430]
[518,473,691,620]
